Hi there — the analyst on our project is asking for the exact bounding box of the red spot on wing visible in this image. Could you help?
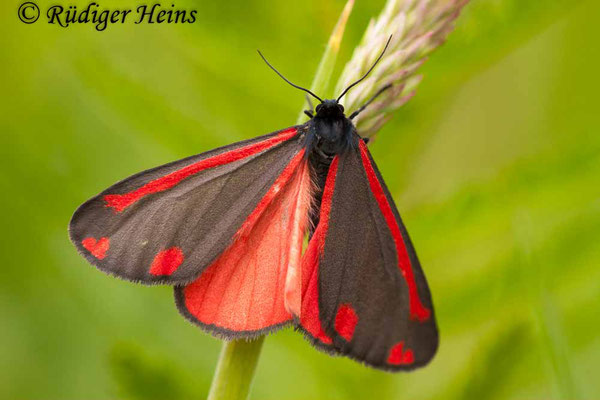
[150,247,184,276]
[387,341,414,365]
[82,237,110,260]
[182,150,310,332]
[358,141,430,322]
[104,128,298,212]
[299,156,340,345]
[334,304,358,342]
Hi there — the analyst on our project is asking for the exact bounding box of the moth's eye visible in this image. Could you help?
[316,104,322,112]
[338,104,345,112]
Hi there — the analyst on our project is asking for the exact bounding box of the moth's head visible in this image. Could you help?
[315,99,345,118]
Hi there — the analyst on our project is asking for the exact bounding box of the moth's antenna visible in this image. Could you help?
[348,83,393,120]
[336,35,393,102]
[258,50,323,103]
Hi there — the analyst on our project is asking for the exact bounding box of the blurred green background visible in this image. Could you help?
[2,0,599,399]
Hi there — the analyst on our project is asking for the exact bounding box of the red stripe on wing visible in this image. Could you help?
[299,156,340,345]
[104,128,298,212]
[358,140,430,322]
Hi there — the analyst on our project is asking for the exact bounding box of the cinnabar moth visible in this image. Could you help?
[69,38,438,371]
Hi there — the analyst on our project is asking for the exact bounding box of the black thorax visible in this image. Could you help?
[304,99,358,233]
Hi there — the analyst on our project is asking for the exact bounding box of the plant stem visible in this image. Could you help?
[207,2,353,399]
[296,0,355,123]
[207,338,265,400]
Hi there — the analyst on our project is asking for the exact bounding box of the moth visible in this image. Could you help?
[69,38,438,371]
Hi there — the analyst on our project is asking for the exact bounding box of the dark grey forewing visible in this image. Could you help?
[316,140,438,371]
[69,128,304,285]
